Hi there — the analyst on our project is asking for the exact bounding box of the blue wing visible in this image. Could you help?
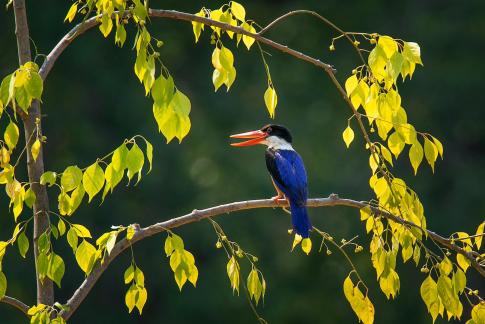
[266,149,308,205]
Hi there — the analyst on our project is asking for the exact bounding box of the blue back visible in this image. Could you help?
[272,150,308,205]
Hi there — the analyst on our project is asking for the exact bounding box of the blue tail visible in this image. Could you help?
[290,200,312,238]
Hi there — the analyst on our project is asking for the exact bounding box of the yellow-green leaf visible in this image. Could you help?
[0,271,6,299]
[230,1,246,21]
[31,139,41,162]
[192,9,205,43]
[82,162,105,202]
[403,42,423,65]
[420,275,439,322]
[40,171,56,186]
[387,132,405,159]
[424,137,438,173]
[475,222,484,250]
[456,253,470,273]
[17,231,29,258]
[342,125,354,148]
[115,24,127,47]
[345,75,359,97]
[75,240,97,275]
[226,256,240,294]
[264,85,277,118]
[4,121,19,151]
[247,269,262,305]
[378,35,398,58]
[409,140,423,175]
[241,22,256,50]
[72,224,92,238]
[126,143,144,183]
[61,165,82,192]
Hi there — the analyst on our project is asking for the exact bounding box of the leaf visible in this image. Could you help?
[226,256,240,294]
[378,35,398,58]
[68,184,85,215]
[470,303,485,323]
[301,238,312,255]
[153,90,191,143]
[115,24,127,47]
[219,46,234,71]
[99,14,113,38]
[125,284,137,313]
[437,275,461,318]
[247,269,262,304]
[164,236,174,256]
[453,269,466,294]
[345,75,359,97]
[439,257,453,276]
[47,253,65,288]
[126,226,135,240]
[4,121,19,151]
[31,139,41,161]
[192,9,205,43]
[40,171,57,186]
[67,228,78,251]
[231,1,246,21]
[72,224,92,238]
[475,222,484,250]
[126,143,144,183]
[151,75,174,106]
[25,72,43,99]
[145,140,153,173]
[343,275,375,324]
[75,240,97,275]
[264,85,278,118]
[456,253,470,273]
[420,275,439,322]
[82,162,105,202]
[105,232,117,255]
[135,286,147,314]
[342,126,355,148]
[17,231,29,258]
[58,219,66,236]
[241,22,256,50]
[409,140,423,175]
[403,42,423,65]
[24,187,36,208]
[387,132,405,159]
[61,165,83,192]
[64,2,78,23]
[124,265,135,284]
[424,137,438,173]
[431,136,443,159]
[0,271,6,299]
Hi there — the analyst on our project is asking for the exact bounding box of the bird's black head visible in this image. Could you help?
[261,124,293,143]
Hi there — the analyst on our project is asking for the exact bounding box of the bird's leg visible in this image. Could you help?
[271,178,287,205]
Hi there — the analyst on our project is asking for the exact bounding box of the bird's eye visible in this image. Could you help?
[266,127,272,133]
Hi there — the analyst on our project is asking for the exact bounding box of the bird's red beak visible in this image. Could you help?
[230,130,267,147]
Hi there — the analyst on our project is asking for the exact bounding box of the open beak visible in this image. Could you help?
[230,130,267,147]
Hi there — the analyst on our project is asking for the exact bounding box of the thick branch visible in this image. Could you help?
[59,195,484,320]
[0,295,30,315]
[12,0,53,305]
[39,9,335,80]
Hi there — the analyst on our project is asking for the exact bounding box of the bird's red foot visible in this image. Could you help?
[271,195,284,204]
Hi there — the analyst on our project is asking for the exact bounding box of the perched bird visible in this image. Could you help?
[230,124,312,238]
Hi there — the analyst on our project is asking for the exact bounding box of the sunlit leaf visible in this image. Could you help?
[342,125,355,148]
[264,85,277,118]
[82,162,105,202]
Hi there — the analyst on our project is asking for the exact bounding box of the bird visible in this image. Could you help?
[230,124,312,238]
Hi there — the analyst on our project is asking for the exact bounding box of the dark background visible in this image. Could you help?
[1,0,484,323]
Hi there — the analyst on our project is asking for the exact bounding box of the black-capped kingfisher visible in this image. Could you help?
[230,124,312,238]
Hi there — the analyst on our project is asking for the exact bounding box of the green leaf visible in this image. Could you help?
[247,269,262,304]
[264,85,277,118]
[58,219,66,236]
[409,139,423,175]
[40,171,57,186]
[126,143,144,183]
[403,42,423,65]
[226,256,240,294]
[420,275,439,322]
[67,228,78,251]
[437,275,460,317]
[37,252,49,281]
[61,165,83,192]
[0,271,6,299]
[68,184,85,215]
[115,24,127,47]
[153,90,191,143]
[424,137,438,173]
[145,140,153,173]
[4,121,19,151]
[124,265,135,284]
[24,187,36,208]
[439,257,453,276]
[230,1,246,21]
[387,132,405,159]
[112,143,128,172]
[388,52,404,82]
[164,235,174,256]
[151,75,174,106]
[58,192,70,216]
[453,269,466,294]
[342,126,355,148]
[72,224,91,238]
[82,162,105,202]
[75,240,97,275]
[25,72,43,99]
[47,253,65,288]
[17,231,29,258]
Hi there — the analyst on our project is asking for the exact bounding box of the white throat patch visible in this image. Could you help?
[263,136,294,151]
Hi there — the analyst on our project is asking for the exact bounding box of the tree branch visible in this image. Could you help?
[12,0,54,305]
[39,9,336,80]
[0,295,30,315]
[59,195,484,320]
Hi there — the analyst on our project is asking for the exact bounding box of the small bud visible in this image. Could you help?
[287,229,293,235]
[139,20,145,26]
[420,266,429,273]
[123,19,129,25]
[341,239,347,244]
[327,236,333,241]
[80,8,87,14]
[370,126,375,133]
[153,52,160,58]
[352,69,357,75]
[236,250,244,258]
[329,44,335,51]
[221,235,227,241]
[354,246,363,253]
[473,290,479,295]
[252,256,258,262]
[362,76,368,82]
[326,250,332,255]
[156,40,164,48]
[370,38,376,44]
[215,241,222,249]
[445,251,451,256]
[353,40,360,46]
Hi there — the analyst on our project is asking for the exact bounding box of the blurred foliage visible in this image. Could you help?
[1,0,485,323]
